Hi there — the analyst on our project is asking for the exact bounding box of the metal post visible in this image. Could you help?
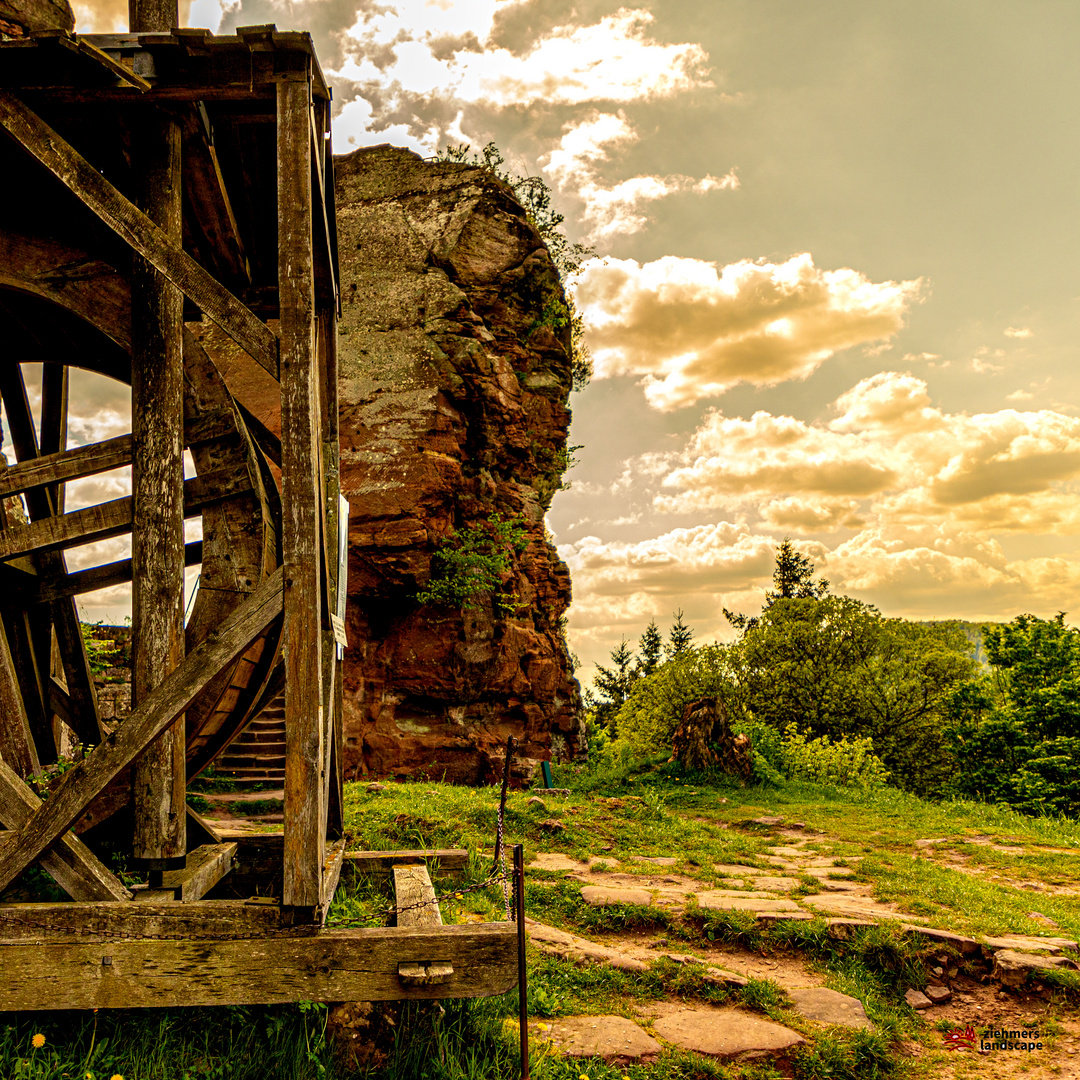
[514,843,529,1080]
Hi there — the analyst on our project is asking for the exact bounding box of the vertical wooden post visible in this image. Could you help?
[279,70,324,913]
[130,110,186,868]
[128,0,176,32]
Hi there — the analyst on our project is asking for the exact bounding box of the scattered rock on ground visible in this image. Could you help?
[924,984,952,1004]
[526,797,547,811]
[525,919,649,973]
[788,987,874,1030]
[905,989,932,1010]
[581,885,653,907]
[653,1008,805,1060]
[992,948,1078,988]
[365,782,387,792]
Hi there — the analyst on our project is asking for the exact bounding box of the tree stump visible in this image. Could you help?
[672,696,753,778]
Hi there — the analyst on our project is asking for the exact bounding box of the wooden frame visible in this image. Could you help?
[0,23,517,1013]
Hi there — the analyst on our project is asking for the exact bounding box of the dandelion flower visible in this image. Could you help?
[31,1033,45,1048]
[111,1074,124,1080]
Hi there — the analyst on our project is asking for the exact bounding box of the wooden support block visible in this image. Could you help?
[0,923,517,1010]
[344,849,469,877]
[393,863,454,986]
[278,72,323,913]
[320,837,345,924]
[159,842,237,901]
[0,90,280,379]
[0,757,129,902]
[0,568,283,895]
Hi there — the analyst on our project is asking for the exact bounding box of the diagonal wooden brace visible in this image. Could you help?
[0,567,284,895]
[0,89,279,380]
[0,758,130,901]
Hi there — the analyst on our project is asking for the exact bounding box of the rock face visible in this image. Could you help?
[333,145,584,783]
[0,0,74,38]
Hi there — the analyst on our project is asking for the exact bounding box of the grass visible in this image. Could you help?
[7,755,1080,1078]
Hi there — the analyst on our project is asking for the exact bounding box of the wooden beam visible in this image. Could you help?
[20,541,203,605]
[159,842,237,900]
[319,837,345,924]
[343,849,469,876]
[0,616,39,778]
[0,757,130,901]
[0,89,280,380]
[130,107,186,867]
[0,567,284,894]
[0,365,100,746]
[0,435,132,499]
[0,898,284,942]
[0,923,518,1009]
[38,364,67,512]
[394,863,453,985]
[278,73,323,914]
[0,464,252,561]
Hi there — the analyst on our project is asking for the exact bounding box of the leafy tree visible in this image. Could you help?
[945,613,1080,816]
[666,610,694,660]
[731,597,975,794]
[636,620,664,677]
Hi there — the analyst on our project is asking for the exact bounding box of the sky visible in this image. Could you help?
[44,1,1080,687]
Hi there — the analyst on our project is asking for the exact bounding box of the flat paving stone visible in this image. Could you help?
[653,1008,805,1060]
[983,934,1078,954]
[632,855,679,866]
[733,876,800,891]
[788,987,874,1030]
[695,892,802,913]
[525,919,649,972]
[801,893,908,920]
[533,1015,660,1064]
[806,866,857,880]
[529,853,620,872]
[714,863,767,876]
[581,885,654,907]
[769,846,809,857]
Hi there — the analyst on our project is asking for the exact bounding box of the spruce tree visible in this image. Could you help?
[666,610,694,659]
[637,620,664,676]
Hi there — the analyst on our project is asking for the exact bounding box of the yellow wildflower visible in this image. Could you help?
[31,1033,45,1048]
[110,1074,124,1080]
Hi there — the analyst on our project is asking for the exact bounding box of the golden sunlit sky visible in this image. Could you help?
[57,1,1080,686]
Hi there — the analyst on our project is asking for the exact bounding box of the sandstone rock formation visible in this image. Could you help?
[0,0,74,38]
[333,145,584,783]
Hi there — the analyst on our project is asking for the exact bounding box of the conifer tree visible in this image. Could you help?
[637,620,664,676]
[666,610,694,659]
[588,638,637,729]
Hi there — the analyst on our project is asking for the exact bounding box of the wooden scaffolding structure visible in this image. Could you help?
[0,15,517,1010]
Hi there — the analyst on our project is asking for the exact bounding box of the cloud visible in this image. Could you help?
[572,253,923,409]
[651,371,1080,534]
[331,6,713,149]
[74,0,193,31]
[1005,326,1033,338]
[542,111,738,241]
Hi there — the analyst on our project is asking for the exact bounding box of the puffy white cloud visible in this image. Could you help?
[1005,326,1033,338]
[572,253,923,409]
[332,7,713,150]
[653,372,1080,534]
[542,112,737,241]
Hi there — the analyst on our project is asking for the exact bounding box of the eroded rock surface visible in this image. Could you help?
[332,146,584,783]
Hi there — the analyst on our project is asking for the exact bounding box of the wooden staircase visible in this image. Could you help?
[216,692,286,786]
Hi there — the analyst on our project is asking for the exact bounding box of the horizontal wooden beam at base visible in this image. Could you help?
[0,567,284,895]
[160,842,237,901]
[0,922,517,1010]
[0,89,281,379]
[0,898,288,942]
[0,465,251,561]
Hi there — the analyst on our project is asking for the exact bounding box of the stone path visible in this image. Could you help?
[525,832,1079,1069]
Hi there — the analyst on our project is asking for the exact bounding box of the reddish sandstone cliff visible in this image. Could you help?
[334,145,584,783]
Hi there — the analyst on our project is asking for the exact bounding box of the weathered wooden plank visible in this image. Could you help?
[0,90,280,379]
[0,435,132,500]
[320,837,345,924]
[0,364,100,747]
[131,107,187,866]
[25,541,203,605]
[0,616,39,778]
[278,72,323,913]
[393,864,442,928]
[0,923,517,1009]
[344,849,469,876]
[0,898,285,942]
[0,567,284,894]
[0,465,252,561]
[0,758,129,901]
[186,802,223,848]
[38,364,67,512]
[160,842,237,901]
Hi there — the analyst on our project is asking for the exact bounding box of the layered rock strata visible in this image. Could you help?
[333,145,584,783]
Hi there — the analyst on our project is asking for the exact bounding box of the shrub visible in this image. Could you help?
[417,513,527,612]
[777,723,890,789]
